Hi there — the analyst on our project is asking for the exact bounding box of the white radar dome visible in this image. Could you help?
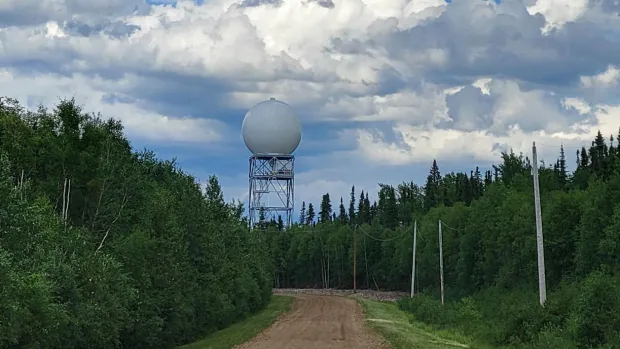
[242,98,302,155]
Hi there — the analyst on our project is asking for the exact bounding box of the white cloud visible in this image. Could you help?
[0,69,226,144]
[527,0,589,33]
[321,85,447,124]
[1,0,620,210]
[581,65,620,89]
[354,102,620,166]
[563,97,591,115]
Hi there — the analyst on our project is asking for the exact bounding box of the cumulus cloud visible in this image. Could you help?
[354,102,619,166]
[581,65,620,89]
[0,69,227,144]
[1,0,619,209]
[0,0,149,27]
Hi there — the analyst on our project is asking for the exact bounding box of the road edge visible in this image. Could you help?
[177,294,293,349]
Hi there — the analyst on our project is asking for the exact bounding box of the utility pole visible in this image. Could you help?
[353,225,357,293]
[411,220,418,298]
[438,220,444,305]
[532,142,547,306]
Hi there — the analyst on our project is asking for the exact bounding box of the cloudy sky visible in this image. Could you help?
[1,0,619,214]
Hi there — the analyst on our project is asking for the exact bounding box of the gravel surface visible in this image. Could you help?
[234,294,388,349]
[272,288,409,302]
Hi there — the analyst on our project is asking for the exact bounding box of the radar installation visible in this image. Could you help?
[242,97,302,230]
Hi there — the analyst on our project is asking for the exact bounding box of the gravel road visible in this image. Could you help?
[273,288,408,302]
[235,291,391,349]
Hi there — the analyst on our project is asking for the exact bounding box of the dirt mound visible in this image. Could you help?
[273,288,408,302]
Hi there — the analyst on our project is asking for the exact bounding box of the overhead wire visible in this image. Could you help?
[357,224,410,242]
[440,220,461,232]
[281,223,411,243]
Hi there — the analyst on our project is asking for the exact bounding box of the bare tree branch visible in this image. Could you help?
[94,190,128,255]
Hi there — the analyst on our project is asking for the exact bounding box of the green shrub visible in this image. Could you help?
[567,271,620,348]
[398,295,452,327]
[452,297,483,336]
[522,325,577,349]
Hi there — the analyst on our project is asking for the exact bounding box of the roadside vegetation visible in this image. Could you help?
[0,97,273,349]
[3,95,620,349]
[264,129,620,348]
[178,295,292,349]
[359,298,485,349]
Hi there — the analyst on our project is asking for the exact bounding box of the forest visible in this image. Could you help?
[2,95,619,349]
[0,97,273,349]
[263,129,620,348]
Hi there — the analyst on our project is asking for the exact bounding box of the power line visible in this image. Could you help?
[440,221,461,232]
[358,224,410,242]
[289,223,410,243]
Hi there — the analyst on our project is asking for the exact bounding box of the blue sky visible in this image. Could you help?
[0,0,619,218]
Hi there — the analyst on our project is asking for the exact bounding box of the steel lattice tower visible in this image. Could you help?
[248,154,294,229]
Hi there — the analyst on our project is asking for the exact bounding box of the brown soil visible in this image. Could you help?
[234,294,388,349]
[273,288,408,302]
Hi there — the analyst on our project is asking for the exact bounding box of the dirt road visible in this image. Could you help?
[235,295,387,349]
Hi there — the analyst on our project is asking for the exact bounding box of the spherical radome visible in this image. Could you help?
[242,98,302,155]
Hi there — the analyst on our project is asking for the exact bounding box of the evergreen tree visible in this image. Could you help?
[378,184,398,229]
[558,144,567,187]
[258,207,267,230]
[363,192,371,223]
[589,130,609,178]
[484,170,493,187]
[357,190,368,224]
[338,197,347,224]
[299,201,306,225]
[306,203,315,225]
[348,185,356,225]
[319,193,332,223]
[580,147,589,168]
[424,159,441,210]
[473,166,482,199]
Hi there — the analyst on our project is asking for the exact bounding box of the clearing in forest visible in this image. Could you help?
[182,290,478,349]
[235,294,387,349]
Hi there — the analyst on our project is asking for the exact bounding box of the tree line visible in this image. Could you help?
[262,130,620,348]
[0,97,273,349]
[3,95,619,348]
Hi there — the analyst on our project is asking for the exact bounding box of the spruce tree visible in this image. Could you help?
[348,186,356,225]
[424,159,441,210]
[558,144,567,187]
[306,203,315,225]
[299,201,306,225]
[319,193,332,223]
[358,190,367,224]
[338,197,347,224]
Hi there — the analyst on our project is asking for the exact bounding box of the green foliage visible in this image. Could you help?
[178,295,291,349]
[0,97,272,349]
[566,271,620,348]
[4,94,620,349]
[277,132,620,348]
[360,298,478,349]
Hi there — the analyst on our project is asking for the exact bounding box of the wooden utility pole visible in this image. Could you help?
[532,142,547,306]
[438,220,444,305]
[353,225,357,293]
[411,220,417,298]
